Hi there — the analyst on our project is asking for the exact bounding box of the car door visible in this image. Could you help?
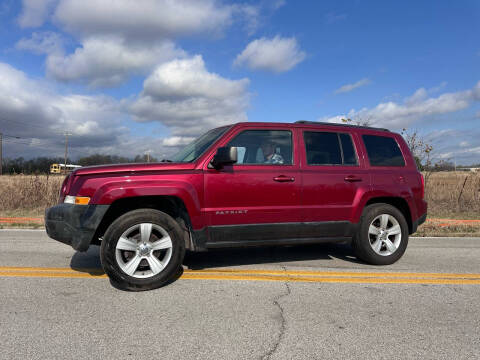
[300,129,369,236]
[203,127,302,244]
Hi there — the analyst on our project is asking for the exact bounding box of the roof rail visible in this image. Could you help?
[294,120,390,132]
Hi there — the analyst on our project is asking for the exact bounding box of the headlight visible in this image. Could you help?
[64,195,91,205]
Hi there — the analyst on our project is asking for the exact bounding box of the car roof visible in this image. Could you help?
[230,121,391,133]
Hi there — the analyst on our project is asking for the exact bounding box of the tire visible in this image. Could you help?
[100,209,185,291]
[353,203,409,265]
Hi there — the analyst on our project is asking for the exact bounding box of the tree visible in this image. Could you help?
[400,129,433,171]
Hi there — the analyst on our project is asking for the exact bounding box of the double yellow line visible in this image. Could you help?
[1,266,480,285]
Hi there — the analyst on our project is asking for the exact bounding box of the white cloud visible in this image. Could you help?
[18,0,56,28]
[0,62,137,158]
[17,0,252,87]
[162,136,195,147]
[322,81,480,129]
[334,78,371,94]
[53,0,233,40]
[234,35,306,73]
[130,55,250,136]
[0,57,250,160]
[45,37,185,87]
[16,31,64,55]
[425,129,480,164]
[231,1,286,36]
[233,4,261,36]
[17,0,282,87]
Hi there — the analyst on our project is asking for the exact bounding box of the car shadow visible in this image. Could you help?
[183,242,363,270]
[69,242,363,276]
[70,246,105,276]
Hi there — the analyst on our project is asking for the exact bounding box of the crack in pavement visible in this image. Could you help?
[261,267,291,360]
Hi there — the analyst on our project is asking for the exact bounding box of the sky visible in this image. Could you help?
[0,0,479,164]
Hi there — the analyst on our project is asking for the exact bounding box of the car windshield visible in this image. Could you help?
[170,126,231,163]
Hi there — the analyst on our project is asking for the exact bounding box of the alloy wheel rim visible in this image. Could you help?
[115,223,172,278]
[368,214,402,256]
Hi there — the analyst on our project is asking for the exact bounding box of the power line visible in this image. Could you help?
[3,134,21,139]
[2,137,55,148]
[2,139,60,152]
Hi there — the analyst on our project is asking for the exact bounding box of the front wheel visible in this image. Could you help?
[100,209,185,291]
[353,204,409,265]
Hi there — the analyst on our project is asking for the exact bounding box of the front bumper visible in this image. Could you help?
[45,204,109,252]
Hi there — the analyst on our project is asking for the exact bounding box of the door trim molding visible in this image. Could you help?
[192,221,357,250]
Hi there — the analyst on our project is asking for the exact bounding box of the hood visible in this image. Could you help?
[73,162,197,176]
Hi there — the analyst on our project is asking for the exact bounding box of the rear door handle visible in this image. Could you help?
[273,175,295,182]
[344,175,362,182]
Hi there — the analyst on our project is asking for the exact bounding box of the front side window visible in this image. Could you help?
[226,130,293,165]
[304,131,358,166]
[362,135,405,167]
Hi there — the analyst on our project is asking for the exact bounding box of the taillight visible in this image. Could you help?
[420,173,425,199]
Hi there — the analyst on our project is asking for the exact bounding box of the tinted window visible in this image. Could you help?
[227,130,292,165]
[339,133,358,165]
[304,132,358,166]
[363,135,405,166]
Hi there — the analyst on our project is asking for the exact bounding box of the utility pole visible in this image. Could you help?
[0,132,2,176]
[64,132,72,175]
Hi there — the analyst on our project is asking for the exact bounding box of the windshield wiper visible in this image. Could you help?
[161,159,173,162]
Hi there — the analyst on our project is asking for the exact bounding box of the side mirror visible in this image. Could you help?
[211,147,237,169]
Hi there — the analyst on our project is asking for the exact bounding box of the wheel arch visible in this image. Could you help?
[365,197,413,234]
[91,195,194,249]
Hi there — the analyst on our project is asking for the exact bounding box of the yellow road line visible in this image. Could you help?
[2,266,480,279]
[1,266,480,284]
[183,268,480,279]
[181,273,480,285]
[0,271,107,279]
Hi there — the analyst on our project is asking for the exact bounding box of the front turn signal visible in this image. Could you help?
[64,195,90,205]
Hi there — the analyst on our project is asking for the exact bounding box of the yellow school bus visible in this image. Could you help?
[50,164,81,174]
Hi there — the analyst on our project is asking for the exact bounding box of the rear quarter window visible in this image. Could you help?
[362,135,405,167]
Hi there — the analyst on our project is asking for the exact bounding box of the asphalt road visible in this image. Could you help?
[1,230,479,360]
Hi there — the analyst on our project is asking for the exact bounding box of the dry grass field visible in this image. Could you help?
[424,171,480,219]
[0,173,479,235]
[0,175,63,227]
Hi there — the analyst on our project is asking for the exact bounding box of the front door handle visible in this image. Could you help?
[273,175,295,182]
[344,175,362,182]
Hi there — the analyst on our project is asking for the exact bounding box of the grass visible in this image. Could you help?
[424,171,480,220]
[0,175,63,228]
[0,173,479,235]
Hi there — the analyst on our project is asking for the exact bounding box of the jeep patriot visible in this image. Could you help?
[45,121,427,290]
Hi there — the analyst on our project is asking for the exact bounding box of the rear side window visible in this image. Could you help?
[304,132,358,166]
[363,135,405,167]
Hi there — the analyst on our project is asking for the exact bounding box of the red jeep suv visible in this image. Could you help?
[45,121,427,290]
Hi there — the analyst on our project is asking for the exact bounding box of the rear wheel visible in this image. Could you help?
[353,203,409,265]
[100,209,185,291]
